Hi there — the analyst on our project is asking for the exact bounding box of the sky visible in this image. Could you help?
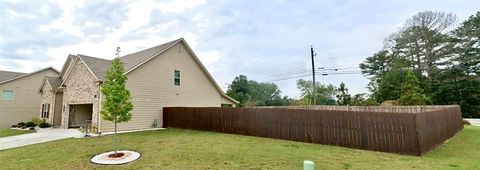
[0,0,479,99]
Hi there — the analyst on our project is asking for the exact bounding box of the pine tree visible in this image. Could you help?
[398,71,431,105]
[336,82,351,106]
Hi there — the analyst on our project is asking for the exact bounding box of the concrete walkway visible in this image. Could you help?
[0,128,83,150]
[465,119,480,126]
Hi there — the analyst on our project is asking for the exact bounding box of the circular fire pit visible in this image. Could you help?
[91,150,140,165]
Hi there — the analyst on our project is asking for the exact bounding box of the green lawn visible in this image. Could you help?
[0,129,35,138]
[0,126,478,169]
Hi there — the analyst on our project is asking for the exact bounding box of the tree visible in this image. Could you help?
[336,82,351,106]
[226,75,289,107]
[374,69,408,103]
[100,47,133,156]
[226,75,250,106]
[350,93,378,106]
[432,12,480,117]
[452,11,480,75]
[398,70,431,105]
[361,11,457,103]
[296,79,337,105]
[390,11,456,93]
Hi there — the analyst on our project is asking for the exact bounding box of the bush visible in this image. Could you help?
[32,118,43,126]
[17,122,26,128]
[25,121,35,128]
[11,125,17,128]
[38,122,51,128]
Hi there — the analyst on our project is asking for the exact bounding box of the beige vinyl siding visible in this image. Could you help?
[221,95,235,105]
[0,69,58,129]
[100,42,229,132]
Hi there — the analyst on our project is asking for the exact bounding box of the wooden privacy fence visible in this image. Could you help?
[163,106,463,156]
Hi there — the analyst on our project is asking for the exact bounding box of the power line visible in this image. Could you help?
[266,71,362,82]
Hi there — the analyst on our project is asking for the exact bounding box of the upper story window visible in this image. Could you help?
[2,90,14,100]
[174,70,180,86]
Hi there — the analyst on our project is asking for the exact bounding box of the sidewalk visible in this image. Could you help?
[465,119,480,126]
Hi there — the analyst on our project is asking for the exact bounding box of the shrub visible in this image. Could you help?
[38,122,51,128]
[11,125,17,128]
[17,122,26,128]
[32,118,43,126]
[25,121,35,128]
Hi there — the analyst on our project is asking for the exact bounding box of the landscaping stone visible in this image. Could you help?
[91,150,140,165]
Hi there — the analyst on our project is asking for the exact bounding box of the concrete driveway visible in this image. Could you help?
[465,119,480,126]
[0,128,83,150]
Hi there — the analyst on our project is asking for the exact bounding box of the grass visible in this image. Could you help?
[0,129,35,138]
[0,126,479,169]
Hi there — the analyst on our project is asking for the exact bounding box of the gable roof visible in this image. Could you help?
[39,76,63,92]
[78,54,112,80]
[121,38,182,72]
[46,76,63,91]
[68,38,183,82]
[0,67,59,85]
[61,38,238,104]
[59,54,77,79]
[0,70,27,83]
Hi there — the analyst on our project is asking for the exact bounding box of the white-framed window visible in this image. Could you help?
[174,70,180,86]
[41,103,50,119]
[2,90,14,100]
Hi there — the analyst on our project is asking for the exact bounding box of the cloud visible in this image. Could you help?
[1,0,480,98]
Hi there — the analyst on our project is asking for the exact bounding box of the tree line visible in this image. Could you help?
[360,11,479,117]
[226,11,479,118]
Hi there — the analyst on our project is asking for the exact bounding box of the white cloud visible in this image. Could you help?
[40,1,85,37]
[157,0,206,14]
[16,48,34,55]
[6,10,37,19]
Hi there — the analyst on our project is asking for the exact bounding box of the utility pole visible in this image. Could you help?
[311,46,316,105]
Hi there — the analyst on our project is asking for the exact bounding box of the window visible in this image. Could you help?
[41,103,50,119]
[2,90,14,100]
[174,70,180,86]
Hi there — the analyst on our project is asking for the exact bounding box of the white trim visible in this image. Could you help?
[1,90,14,100]
[60,56,99,87]
[59,56,80,87]
[77,55,100,80]
[179,40,239,104]
[59,55,76,79]
[123,39,182,75]
[122,38,239,104]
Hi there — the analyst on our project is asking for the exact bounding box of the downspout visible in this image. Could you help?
[97,81,103,134]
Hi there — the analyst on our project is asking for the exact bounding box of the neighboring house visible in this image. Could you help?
[39,38,238,132]
[0,68,59,129]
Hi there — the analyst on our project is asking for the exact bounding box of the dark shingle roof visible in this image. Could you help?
[45,76,63,91]
[78,54,112,81]
[77,38,182,81]
[0,70,27,83]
